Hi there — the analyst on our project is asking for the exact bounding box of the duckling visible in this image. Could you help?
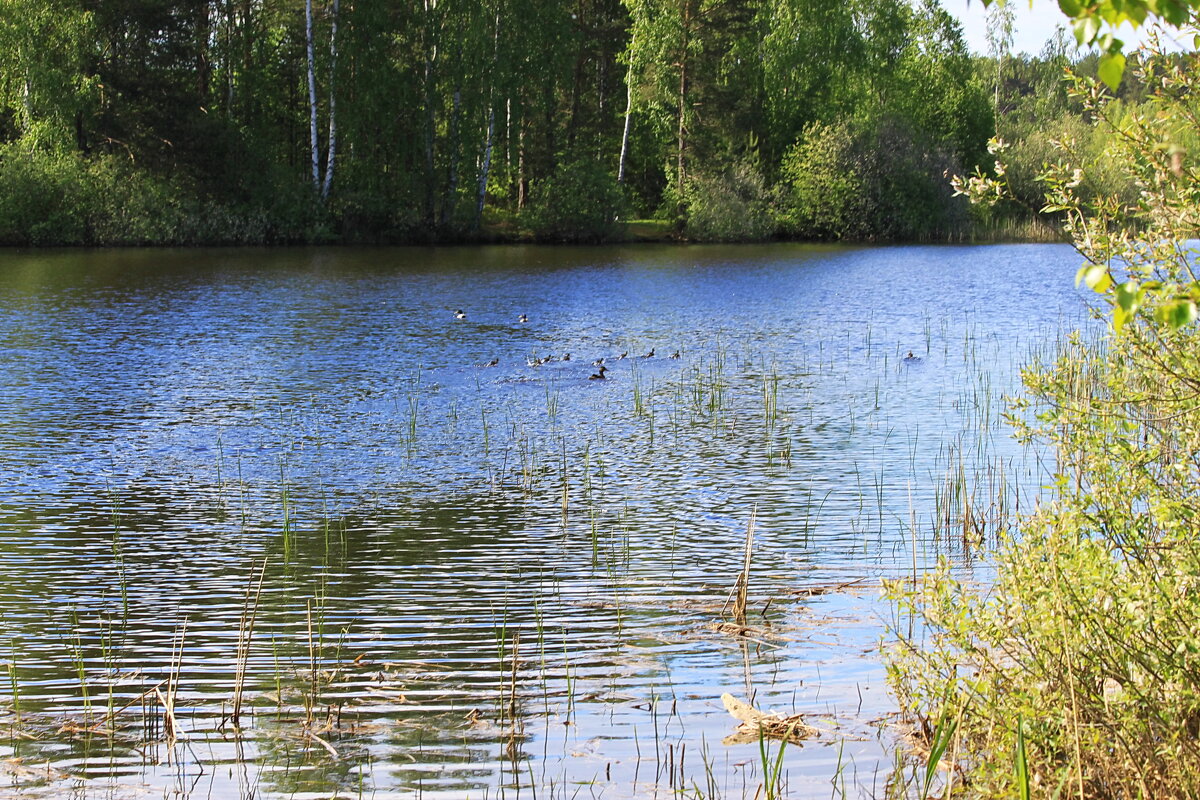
[562,353,571,362]
[669,350,680,359]
[592,357,605,367]
[903,350,921,362]
[640,348,655,359]
[588,365,608,380]
[455,309,467,320]
[518,314,528,323]
[484,357,499,367]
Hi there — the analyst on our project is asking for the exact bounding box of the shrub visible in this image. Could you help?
[683,160,774,242]
[526,158,627,243]
[777,116,969,241]
[776,121,865,240]
[888,46,1200,797]
[0,145,91,245]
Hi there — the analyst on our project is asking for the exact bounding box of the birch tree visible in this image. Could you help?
[305,0,340,199]
[0,0,95,149]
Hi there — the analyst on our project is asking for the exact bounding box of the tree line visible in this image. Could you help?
[0,0,1128,245]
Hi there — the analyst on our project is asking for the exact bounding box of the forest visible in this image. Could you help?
[0,0,1143,245]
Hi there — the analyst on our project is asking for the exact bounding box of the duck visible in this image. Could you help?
[483,357,499,367]
[616,351,628,361]
[903,350,921,362]
[588,365,608,380]
[455,309,467,320]
[640,348,655,359]
[592,357,605,367]
[669,350,680,359]
[518,314,528,323]
[562,353,571,362]
[527,356,544,367]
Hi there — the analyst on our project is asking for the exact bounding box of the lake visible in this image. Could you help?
[0,243,1086,799]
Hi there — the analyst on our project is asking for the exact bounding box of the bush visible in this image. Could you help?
[888,47,1200,798]
[0,141,338,246]
[683,160,774,242]
[777,116,969,241]
[776,121,865,240]
[526,158,627,243]
[0,145,92,245]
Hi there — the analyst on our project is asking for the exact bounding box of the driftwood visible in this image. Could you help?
[720,693,819,745]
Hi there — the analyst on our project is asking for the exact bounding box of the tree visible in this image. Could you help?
[0,0,95,149]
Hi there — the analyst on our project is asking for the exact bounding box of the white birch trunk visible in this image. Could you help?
[305,0,320,191]
[476,105,495,224]
[321,0,340,200]
[474,12,500,227]
[617,35,635,184]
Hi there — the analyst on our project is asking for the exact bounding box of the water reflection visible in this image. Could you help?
[0,243,1085,797]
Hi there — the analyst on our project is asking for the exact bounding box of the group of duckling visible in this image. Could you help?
[458,309,679,379]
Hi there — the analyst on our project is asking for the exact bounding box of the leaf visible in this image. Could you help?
[1155,298,1197,329]
[1074,15,1101,45]
[1114,279,1140,312]
[1099,52,1127,90]
[1059,0,1083,16]
[1015,717,1031,800]
[1076,263,1112,292]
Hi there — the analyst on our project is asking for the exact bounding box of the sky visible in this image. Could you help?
[947,0,1172,56]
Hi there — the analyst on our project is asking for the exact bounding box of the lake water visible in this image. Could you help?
[0,243,1086,799]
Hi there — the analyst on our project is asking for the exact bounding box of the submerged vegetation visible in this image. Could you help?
[0,0,1158,246]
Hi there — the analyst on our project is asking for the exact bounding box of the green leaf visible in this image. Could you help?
[1076,264,1113,292]
[1099,52,1127,90]
[1015,717,1031,800]
[1059,0,1084,16]
[1156,298,1197,329]
[1115,279,1140,312]
[1074,15,1101,45]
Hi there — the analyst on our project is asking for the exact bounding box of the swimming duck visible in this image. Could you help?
[640,348,655,359]
[518,314,528,323]
[527,356,543,367]
[903,351,921,362]
[592,357,605,367]
[484,357,499,367]
[562,353,571,362]
[669,350,680,359]
[588,365,608,380]
[616,352,628,361]
[455,309,467,320]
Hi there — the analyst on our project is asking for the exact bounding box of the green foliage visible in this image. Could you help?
[0,142,333,246]
[891,46,1200,798]
[683,160,773,242]
[776,121,863,240]
[0,0,1120,245]
[526,159,628,243]
[777,116,969,241]
[0,145,92,245]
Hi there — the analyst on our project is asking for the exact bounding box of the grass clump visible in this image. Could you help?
[886,44,1200,797]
